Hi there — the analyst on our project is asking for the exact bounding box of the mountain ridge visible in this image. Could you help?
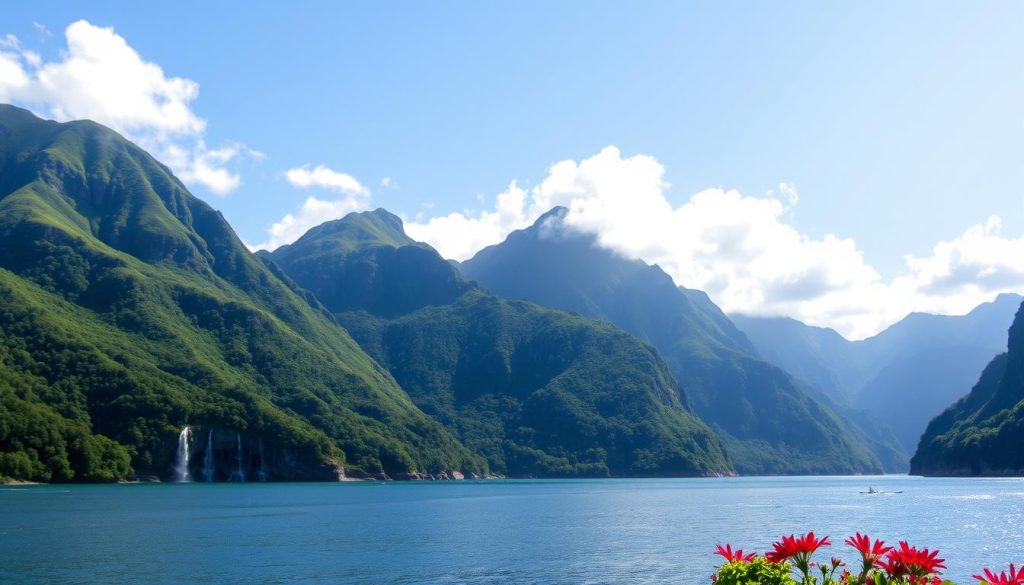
[268,208,734,477]
[912,299,1024,476]
[0,105,482,482]
[732,292,1023,453]
[461,206,886,475]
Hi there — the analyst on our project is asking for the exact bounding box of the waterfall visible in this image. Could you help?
[175,426,193,482]
[202,429,215,482]
[257,439,268,482]
[229,432,246,482]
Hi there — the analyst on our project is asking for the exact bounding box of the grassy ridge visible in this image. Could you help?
[0,105,482,481]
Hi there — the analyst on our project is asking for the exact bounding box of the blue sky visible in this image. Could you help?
[2,2,1023,337]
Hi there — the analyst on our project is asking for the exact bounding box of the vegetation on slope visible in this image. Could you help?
[271,210,732,477]
[461,207,884,475]
[0,105,482,481]
[911,300,1024,476]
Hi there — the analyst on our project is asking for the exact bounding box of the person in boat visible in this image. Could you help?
[867,486,877,494]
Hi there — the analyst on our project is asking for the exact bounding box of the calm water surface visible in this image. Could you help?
[2,476,1022,584]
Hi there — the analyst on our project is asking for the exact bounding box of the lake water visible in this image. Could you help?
[2,475,1022,584]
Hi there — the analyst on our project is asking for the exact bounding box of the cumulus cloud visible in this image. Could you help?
[0,20,254,195]
[407,146,1024,339]
[406,181,535,260]
[249,164,373,251]
[285,164,370,196]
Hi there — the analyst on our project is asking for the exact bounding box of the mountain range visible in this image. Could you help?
[732,293,1022,454]
[1,105,1016,482]
[267,209,731,477]
[460,208,889,474]
[0,105,481,482]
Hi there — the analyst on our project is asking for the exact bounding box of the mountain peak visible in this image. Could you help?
[365,207,406,230]
[288,208,415,256]
[535,205,569,224]
[270,208,472,317]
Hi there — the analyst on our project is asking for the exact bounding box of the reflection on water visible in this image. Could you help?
[1,476,1022,584]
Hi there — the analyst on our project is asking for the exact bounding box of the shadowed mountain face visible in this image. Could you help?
[460,207,885,475]
[732,293,1022,453]
[912,300,1024,476]
[0,105,483,482]
[269,209,732,477]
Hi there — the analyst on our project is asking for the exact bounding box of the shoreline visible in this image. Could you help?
[5,472,988,486]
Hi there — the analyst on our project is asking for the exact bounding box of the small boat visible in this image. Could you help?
[860,487,903,494]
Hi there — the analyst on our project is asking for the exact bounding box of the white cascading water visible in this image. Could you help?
[175,426,193,482]
[202,429,215,481]
[229,433,245,482]
[257,439,268,482]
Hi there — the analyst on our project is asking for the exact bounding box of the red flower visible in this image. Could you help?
[846,532,893,563]
[766,532,831,563]
[882,541,946,579]
[714,544,756,563]
[974,564,1024,585]
[846,532,893,578]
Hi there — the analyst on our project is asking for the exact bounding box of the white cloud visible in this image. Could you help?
[406,181,535,261]
[162,142,253,195]
[250,164,373,251]
[251,194,371,252]
[407,146,1024,339]
[0,20,255,195]
[285,164,370,196]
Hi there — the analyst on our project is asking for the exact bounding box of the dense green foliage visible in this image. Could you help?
[271,210,732,477]
[714,559,795,585]
[912,300,1024,476]
[0,105,482,481]
[267,210,472,317]
[733,294,1020,455]
[461,207,884,475]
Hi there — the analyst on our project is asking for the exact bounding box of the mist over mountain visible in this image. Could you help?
[461,207,886,475]
[733,293,1022,453]
[268,209,732,477]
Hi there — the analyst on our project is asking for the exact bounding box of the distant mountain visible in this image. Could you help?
[728,316,861,405]
[733,293,1022,453]
[912,300,1024,476]
[460,207,884,475]
[269,209,732,477]
[0,105,482,482]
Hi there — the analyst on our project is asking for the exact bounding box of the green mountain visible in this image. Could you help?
[912,300,1024,475]
[268,209,732,477]
[732,293,1022,453]
[460,207,885,475]
[0,105,483,482]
